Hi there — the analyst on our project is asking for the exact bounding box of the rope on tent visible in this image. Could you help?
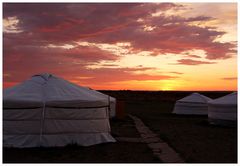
[39,75,50,146]
[39,100,46,146]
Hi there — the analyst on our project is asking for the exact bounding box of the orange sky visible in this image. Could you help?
[3,3,237,91]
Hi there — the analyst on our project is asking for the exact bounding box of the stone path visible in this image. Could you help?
[128,114,184,163]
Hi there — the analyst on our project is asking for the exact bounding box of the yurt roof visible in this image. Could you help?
[208,92,237,105]
[4,73,109,108]
[177,93,212,103]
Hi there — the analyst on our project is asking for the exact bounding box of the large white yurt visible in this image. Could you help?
[172,93,212,115]
[208,92,237,126]
[3,73,116,148]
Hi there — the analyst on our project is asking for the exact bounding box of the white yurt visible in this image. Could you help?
[3,73,116,148]
[208,92,237,126]
[172,93,212,115]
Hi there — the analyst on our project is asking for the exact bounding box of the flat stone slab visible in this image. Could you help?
[143,137,160,143]
[159,153,184,163]
[136,126,150,131]
[148,142,165,150]
[115,137,144,143]
[141,133,158,138]
[143,133,156,138]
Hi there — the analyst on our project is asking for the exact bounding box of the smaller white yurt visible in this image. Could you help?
[208,92,237,126]
[173,93,212,115]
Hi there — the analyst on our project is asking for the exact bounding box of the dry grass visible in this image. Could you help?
[125,100,237,163]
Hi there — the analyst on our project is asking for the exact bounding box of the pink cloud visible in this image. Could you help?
[3,44,119,85]
[66,67,178,83]
[4,3,235,60]
[185,55,201,58]
[169,72,184,75]
[3,64,178,89]
[173,59,216,65]
[221,77,237,80]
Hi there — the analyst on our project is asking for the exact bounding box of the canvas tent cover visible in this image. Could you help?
[208,92,237,123]
[85,87,116,118]
[172,93,212,115]
[3,73,116,148]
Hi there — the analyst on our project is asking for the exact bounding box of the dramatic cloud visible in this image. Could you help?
[3,3,236,59]
[3,3,237,90]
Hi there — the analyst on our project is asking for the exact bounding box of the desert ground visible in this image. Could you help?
[3,91,237,163]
